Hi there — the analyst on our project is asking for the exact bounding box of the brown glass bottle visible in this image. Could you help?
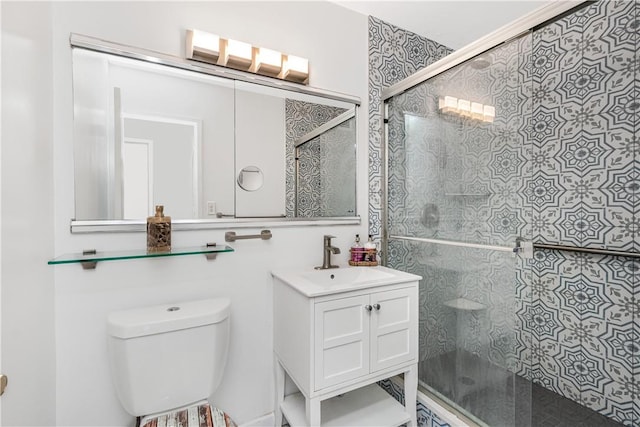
[147,205,171,252]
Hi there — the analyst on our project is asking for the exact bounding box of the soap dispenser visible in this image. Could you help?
[364,235,377,262]
[350,234,364,263]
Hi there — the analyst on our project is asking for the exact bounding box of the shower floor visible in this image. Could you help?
[420,350,623,427]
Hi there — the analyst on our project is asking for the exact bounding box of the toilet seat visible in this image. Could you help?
[141,400,236,427]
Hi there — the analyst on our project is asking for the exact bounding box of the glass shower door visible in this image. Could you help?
[384,32,533,427]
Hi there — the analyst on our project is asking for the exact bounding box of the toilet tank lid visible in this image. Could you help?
[107,297,231,339]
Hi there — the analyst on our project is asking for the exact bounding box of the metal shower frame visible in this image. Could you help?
[379,1,591,264]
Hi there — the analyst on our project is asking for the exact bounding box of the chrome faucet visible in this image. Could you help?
[315,235,341,270]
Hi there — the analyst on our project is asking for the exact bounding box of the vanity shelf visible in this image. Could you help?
[48,245,234,269]
[281,383,410,427]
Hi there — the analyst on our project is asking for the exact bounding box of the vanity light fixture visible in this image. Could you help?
[280,54,309,84]
[186,29,221,63]
[471,102,484,120]
[253,47,283,77]
[439,96,495,123]
[483,105,495,123]
[185,29,309,84]
[457,99,471,117]
[224,39,253,70]
[438,96,458,114]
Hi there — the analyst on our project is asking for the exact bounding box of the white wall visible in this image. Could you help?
[48,2,368,426]
[235,89,285,218]
[124,119,199,219]
[1,2,57,425]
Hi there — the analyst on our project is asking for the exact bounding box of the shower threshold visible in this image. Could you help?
[419,350,624,427]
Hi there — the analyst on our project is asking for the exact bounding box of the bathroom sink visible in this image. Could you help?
[272,266,421,297]
[301,267,395,286]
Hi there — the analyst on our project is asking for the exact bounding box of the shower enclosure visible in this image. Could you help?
[384,32,534,427]
[382,1,638,426]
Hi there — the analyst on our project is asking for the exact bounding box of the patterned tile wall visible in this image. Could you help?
[296,138,322,217]
[380,1,639,425]
[284,99,346,217]
[367,16,452,241]
[295,118,357,217]
[521,2,639,424]
[378,379,452,427]
[385,35,532,249]
[318,118,357,216]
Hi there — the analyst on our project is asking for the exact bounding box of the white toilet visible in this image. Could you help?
[106,297,232,426]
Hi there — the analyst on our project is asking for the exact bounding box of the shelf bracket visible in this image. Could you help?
[81,249,98,270]
[205,243,218,261]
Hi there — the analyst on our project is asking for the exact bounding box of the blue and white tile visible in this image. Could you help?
[530,18,579,83]
[514,302,533,379]
[367,16,452,239]
[633,313,640,426]
[528,103,566,148]
[574,190,636,251]
[559,206,611,248]
[583,0,636,73]
[580,325,635,423]
[530,207,562,244]
[581,255,637,317]
[537,339,581,402]
[557,130,615,182]
[528,248,573,276]
[378,378,405,405]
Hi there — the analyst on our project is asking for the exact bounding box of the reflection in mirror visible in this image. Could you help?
[237,166,264,191]
[294,111,356,217]
[73,48,233,221]
[234,82,286,218]
[122,116,200,219]
[72,45,358,225]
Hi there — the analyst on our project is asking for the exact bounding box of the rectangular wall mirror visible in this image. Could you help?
[71,37,359,231]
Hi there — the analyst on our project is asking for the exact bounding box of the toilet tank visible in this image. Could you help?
[107,298,230,416]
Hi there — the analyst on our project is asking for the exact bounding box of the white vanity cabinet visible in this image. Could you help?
[272,267,420,427]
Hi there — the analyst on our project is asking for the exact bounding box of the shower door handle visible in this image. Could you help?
[514,237,534,259]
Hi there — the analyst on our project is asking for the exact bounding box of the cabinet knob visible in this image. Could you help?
[364,305,372,312]
[373,303,381,311]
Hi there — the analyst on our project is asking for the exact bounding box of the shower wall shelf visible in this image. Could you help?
[444,193,490,197]
[443,298,486,311]
[48,244,234,270]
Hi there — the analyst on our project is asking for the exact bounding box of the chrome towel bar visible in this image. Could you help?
[531,242,640,258]
[390,235,640,259]
[225,229,272,242]
[389,235,514,253]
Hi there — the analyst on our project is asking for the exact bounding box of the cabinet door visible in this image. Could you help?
[314,295,370,390]
[370,287,418,372]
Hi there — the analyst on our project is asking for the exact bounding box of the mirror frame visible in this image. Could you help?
[69,33,361,233]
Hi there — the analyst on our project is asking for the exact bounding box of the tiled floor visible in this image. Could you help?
[421,350,623,427]
[530,382,623,427]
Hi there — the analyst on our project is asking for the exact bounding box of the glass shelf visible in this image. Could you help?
[48,245,234,269]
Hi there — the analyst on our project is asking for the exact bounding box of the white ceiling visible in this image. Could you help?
[333,1,551,49]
